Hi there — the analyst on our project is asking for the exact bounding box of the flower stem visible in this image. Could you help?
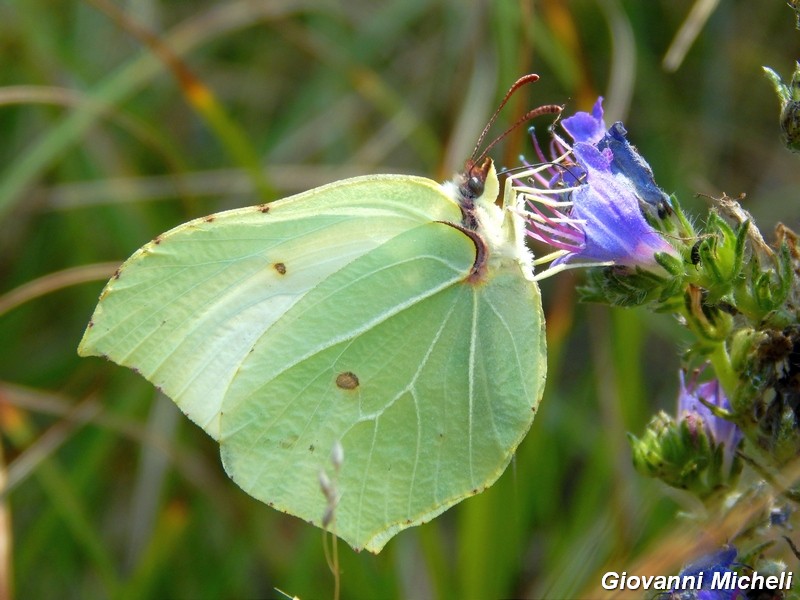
[708,342,738,401]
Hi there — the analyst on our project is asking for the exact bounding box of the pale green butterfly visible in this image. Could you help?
[78,76,557,553]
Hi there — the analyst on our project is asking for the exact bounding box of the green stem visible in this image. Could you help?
[708,341,738,401]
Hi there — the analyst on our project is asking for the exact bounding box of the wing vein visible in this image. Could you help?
[467,289,479,488]
[234,254,466,412]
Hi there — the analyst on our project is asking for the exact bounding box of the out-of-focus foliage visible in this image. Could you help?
[1,1,799,598]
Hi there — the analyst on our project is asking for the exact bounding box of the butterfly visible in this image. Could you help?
[78,75,557,553]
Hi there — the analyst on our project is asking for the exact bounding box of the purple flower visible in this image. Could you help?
[678,370,743,475]
[672,547,745,600]
[563,142,677,267]
[515,98,678,276]
[562,98,672,211]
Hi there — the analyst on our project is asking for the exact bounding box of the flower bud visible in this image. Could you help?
[629,370,743,497]
[763,62,800,153]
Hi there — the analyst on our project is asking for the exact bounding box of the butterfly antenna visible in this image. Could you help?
[470,74,563,167]
[470,74,540,161]
[475,105,563,166]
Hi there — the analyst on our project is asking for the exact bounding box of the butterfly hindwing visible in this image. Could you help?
[219,229,544,552]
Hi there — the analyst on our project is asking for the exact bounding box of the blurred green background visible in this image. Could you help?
[1,0,799,598]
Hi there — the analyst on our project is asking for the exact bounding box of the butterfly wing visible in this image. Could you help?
[79,175,460,439]
[218,221,545,552]
[79,173,546,553]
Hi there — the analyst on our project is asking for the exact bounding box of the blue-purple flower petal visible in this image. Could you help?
[552,143,678,268]
[561,97,606,144]
[673,547,745,600]
[597,122,672,210]
[678,371,743,475]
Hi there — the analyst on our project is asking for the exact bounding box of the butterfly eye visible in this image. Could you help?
[467,175,485,198]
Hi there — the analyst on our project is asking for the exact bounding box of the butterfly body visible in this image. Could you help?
[79,160,546,552]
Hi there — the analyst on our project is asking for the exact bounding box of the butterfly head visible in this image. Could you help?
[459,157,500,211]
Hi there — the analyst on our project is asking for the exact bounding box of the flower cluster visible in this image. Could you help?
[512,98,679,278]
[514,87,800,586]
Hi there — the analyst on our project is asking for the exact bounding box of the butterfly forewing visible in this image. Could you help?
[79,175,463,439]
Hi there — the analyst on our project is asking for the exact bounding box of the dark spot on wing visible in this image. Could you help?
[336,371,359,390]
[273,262,287,275]
[113,269,121,280]
[205,215,216,223]
[153,235,162,245]
[87,320,94,328]
[258,204,270,213]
